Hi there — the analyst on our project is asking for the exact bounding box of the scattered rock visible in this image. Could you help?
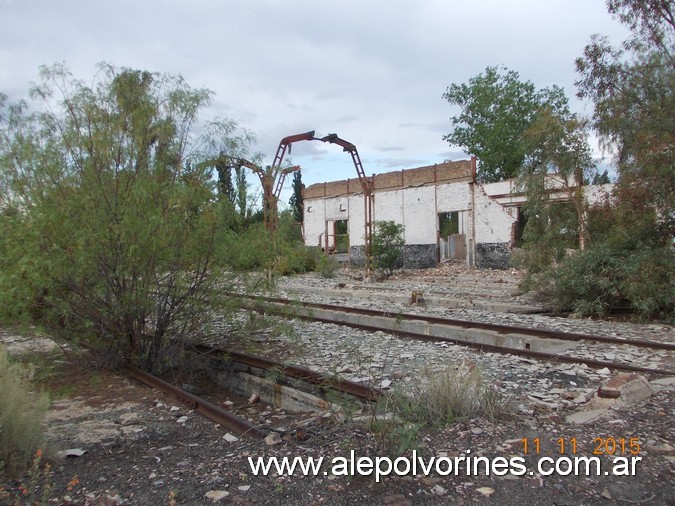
[223,433,239,443]
[476,486,495,497]
[265,432,282,446]
[566,408,608,424]
[56,448,87,458]
[382,495,411,506]
[248,393,260,404]
[651,377,675,387]
[204,490,230,502]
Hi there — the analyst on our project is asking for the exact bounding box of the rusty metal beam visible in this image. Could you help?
[126,365,266,437]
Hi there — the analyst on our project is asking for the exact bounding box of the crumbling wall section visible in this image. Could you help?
[473,184,518,269]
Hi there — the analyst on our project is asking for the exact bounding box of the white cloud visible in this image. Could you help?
[0,0,629,199]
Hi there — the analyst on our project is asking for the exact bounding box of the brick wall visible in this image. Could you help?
[303,160,472,199]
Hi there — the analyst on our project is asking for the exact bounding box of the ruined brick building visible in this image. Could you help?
[302,158,611,269]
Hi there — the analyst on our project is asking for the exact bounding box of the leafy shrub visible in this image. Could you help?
[275,245,320,276]
[551,241,674,320]
[317,254,340,279]
[372,221,405,276]
[223,224,273,272]
[0,346,50,477]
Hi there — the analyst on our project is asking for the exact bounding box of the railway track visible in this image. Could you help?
[234,294,674,376]
[125,344,382,436]
[190,343,382,402]
[126,365,267,438]
[124,294,671,434]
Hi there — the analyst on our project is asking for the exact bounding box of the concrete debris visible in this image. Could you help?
[651,377,675,387]
[476,486,495,497]
[565,408,608,425]
[598,374,652,403]
[264,432,282,446]
[56,448,87,458]
[222,433,239,443]
[382,495,412,506]
[204,490,230,502]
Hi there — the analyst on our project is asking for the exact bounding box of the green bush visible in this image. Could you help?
[372,221,405,276]
[223,224,272,272]
[317,254,340,279]
[552,242,674,320]
[276,245,320,276]
[0,346,50,478]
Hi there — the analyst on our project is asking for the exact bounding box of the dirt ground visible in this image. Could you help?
[1,267,673,505]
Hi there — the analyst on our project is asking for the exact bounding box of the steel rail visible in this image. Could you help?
[235,295,673,376]
[126,365,266,438]
[190,344,381,402]
[237,293,675,352]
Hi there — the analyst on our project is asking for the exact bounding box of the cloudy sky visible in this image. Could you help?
[1,0,628,204]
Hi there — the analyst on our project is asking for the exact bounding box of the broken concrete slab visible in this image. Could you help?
[650,377,675,387]
[598,374,652,404]
[565,408,608,424]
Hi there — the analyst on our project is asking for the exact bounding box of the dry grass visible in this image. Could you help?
[389,362,505,426]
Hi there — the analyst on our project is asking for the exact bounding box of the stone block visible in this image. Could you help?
[598,374,652,404]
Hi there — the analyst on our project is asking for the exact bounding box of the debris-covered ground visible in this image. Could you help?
[1,264,673,505]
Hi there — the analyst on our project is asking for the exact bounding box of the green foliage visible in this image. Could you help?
[576,1,673,240]
[317,254,339,279]
[550,241,674,319]
[0,346,50,478]
[371,221,405,276]
[275,244,320,276]
[516,110,596,284]
[288,170,303,223]
[223,212,318,276]
[371,363,505,453]
[223,223,273,271]
[0,63,253,365]
[442,65,570,182]
[514,0,674,319]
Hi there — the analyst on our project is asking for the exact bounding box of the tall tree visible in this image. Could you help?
[215,151,236,206]
[517,109,596,286]
[289,170,303,223]
[575,0,674,245]
[0,63,252,365]
[516,0,674,318]
[442,65,570,182]
[234,165,248,221]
